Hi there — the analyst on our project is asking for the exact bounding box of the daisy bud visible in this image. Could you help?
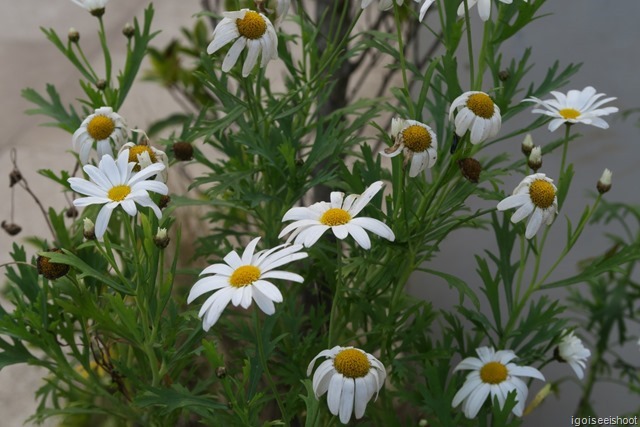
[154,228,170,249]
[528,146,542,172]
[90,7,106,18]
[419,420,429,427]
[37,249,70,280]
[597,168,612,194]
[1,220,22,236]
[159,195,171,210]
[216,367,227,379]
[521,133,533,156]
[122,22,135,39]
[95,79,107,91]
[83,218,96,240]
[458,158,482,183]
[498,70,510,81]
[68,27,80,43]
[172,141,193,161]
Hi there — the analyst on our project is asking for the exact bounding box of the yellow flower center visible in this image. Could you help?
[479,361,508,384]
[401,125,432,152]
[229,265,261,287]
[128,145,157,171]
[107,185,131,202]
[87,115,115,141]
[529,179,556,209]
[333,349,370,379]
[320,208,352,226]
[559,108,581,120]
[236,11,267,40]
[466,93,495,119]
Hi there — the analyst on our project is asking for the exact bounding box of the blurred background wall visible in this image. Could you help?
[1,1,638,425]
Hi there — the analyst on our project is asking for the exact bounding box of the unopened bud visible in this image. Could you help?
[153,228,170,249]
[68,27,80,43]
[10,169,22,187]
[90,8,106,18]
[1,220,22,236]
[528,146,542,172]
[37,249,70,280]
[498,70,510,81]
[418,420,429,427]
[458,158,482,183]
[216,367,227,379]
[172,141,193,161]
[95,79,107,90]
[66,206,78,218]
[597,168,612,194]
[122,22,135,39]
[521,134,533,156]
[83,218,96,240]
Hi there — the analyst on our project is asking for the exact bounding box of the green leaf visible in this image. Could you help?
[420,268,480,309]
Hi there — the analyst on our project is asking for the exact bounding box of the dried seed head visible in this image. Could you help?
[37,249,70,280]
[66,206,79,218]
[458,158,482,183]
[1,221,22,236]
[159,195,171,210]
[10,169,22,187]
[498,70,510,81]
[90,7,106,18]
[172,141,193,161]
[95,79,107,91]
[216,367,227,379]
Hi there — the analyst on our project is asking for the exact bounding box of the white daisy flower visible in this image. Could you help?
[187,237,307,331]
[456,0,522,22]
[206,9,278,78]
[70,0,109,14]
[307,346,386,424]
[361,0,404,10]
[278,181,395,249]
[416,0,436,21]
[119,142,169,182]
[68,150,168,241]
[452,346,545,418]
[556,330,591,380]
[382,118,438,178]
[496,173,558,239]
[523,86,618,132]
[73,107,127,165]
[449,91,501,144]
[264,0,290,27]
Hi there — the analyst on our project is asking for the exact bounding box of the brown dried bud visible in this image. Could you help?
[66,206,78,218]
[122,23,135,39]
[2,221,22,236]
[68,28,80,43]
[90,8,106,18]
[172,141,193,161]
[37,249,70,280]
[95,79,107,90]
[498,70,510,81]
[159,195,171,210]
[10,169,22,187]
[216,367,227,379]
[458,158,482,183]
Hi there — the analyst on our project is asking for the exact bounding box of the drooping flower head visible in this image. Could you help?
[73,106,127,165]
[68,150,168,240]
[206,9,278,77]
[496,173,558,239]
[279,181,395,249]
[449,91,501,144]
[523,86,618,132]
[452,346,545,418]
[456,0,523,22]
[555,330,591,380]
[361,0,404,10]
[187,237,307,331]
[70,0,110,16]
[307,346,386,424]
[264,0,290,27]
[119,142,169,182]
[382,118,438,177]
[416,0,436,21]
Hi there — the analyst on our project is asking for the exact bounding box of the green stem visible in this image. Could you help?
[328,239,343,347]
[473,20,490,90]
[393,2,415,118]
[559,124,571,177]
[463,0,475,89]
[73,42,99,81]
[253,311,289,424]
[98,17,112,84]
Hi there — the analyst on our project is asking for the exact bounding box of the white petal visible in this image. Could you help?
[224,250,243,269]
[222,37,247,72]
[241,237,261,264]
[510,201,535,224]
[282,207,318,221]
[252,280,283,303]
[454,357,483,372]
[339,378,355,424]
[350,217,395,241]
[297,225,330,247]
[95,202,117,240]
[200,263,234,276]
[251,286,276,315]
[509,365,545,381]
[496,194,528,211]
[82,165,112,190]
[452,376,482,408]
[73,196,109,207]
[120,199,138,216]
[188,277,230,303]
[327,374,345,416]
[332,224,349,239]
[131,180,169,196]
[260,270,304,283]
[312,360,336,397]
[349,181,384,217]
[525,208,543,239]
[346,224,371,249]
[464,382,490,418]
[354,377,369,419]
[202,287,234,330]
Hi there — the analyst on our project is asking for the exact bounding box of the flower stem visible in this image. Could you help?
[559,124,571,177]
[328,239,343,347]
[463,0,475,89]
[98,17,112,84]
[393,2,415,118]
